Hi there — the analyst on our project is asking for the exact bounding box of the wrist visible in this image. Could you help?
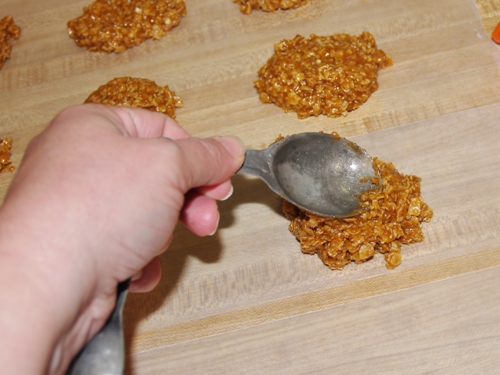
[0,226,61,373]
[0,203,100,374]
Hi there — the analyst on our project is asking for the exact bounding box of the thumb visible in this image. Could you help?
[171,135,246,191]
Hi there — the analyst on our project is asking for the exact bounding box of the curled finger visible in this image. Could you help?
[129,257,163,293]
[180,190,220,236]
[196,180,234,201]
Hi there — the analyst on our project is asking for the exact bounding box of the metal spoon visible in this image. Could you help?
[237,132,380,218]
[66,279,130,375]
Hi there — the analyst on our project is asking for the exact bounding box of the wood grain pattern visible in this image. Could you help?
[131,265,500,375]
[1,0,499,374]
[476,0,500,33]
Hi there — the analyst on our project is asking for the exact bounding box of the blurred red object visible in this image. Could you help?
[492,20,500,44]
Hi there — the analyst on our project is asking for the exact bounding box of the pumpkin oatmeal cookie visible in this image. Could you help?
[0,16,21,70]
[0,137,13,173]
[68,0,186,53]
[255,32,392,118]
[283,158,433,270]
[234,0,307,14]
[85,77,183,118]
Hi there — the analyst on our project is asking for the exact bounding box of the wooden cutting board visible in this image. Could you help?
[1,0,500,374]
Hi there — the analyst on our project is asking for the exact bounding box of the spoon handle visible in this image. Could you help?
[237,149,282,194]
[65,279,130,375]
[238,149,269,176]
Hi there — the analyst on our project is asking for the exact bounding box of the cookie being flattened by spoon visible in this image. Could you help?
[68,0,186,53]
[85,77,183,118]
[283,157,433,270]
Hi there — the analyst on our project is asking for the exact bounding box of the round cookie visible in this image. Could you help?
[255,32,392,118]
[68,0,186,53]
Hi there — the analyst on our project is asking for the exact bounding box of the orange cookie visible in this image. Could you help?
[255,32,392,118]
[0,16,21,70]
[85,77,183,118]
[234,0,307,14]
[0,137,13,173]
[68,0,186,53]
[283,157,433,270]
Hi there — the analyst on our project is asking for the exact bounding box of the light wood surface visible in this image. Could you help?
[1,0,500,374]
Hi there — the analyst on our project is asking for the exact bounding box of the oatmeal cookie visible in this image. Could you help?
[68,0,186,53]
[255,32,392,118]
[85,77,183,118]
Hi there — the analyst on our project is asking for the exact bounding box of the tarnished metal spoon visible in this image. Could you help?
[238,132,380,218]
[66,279,130,375]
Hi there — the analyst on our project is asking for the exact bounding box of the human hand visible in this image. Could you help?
[0,104,245,374]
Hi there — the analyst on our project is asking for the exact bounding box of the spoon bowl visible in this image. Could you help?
[238,132,380,218]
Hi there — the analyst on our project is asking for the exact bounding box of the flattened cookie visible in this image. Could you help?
[0,16,21,70]
[255,32,392,118]
[234,0,307,14]
[85,77,183,118]
[68,0,186,53]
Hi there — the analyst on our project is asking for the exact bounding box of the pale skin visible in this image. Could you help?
[0,104,245,374]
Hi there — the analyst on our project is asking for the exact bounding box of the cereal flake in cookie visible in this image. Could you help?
[0,16,21,70]
[85,77,183,118]
[255,32,392,118]
[68,0,186,53]
[283,157,433,270]
[234,0,307,14]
